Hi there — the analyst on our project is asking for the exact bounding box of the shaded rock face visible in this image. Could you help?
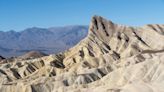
[0,56,5,60]
[0,56,5,63]
[0,16,164,92]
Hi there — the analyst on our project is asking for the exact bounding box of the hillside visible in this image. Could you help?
[0,16,163,92]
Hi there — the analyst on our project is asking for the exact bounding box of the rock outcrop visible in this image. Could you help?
[0,16,164,92]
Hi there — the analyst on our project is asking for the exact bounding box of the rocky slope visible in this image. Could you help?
[0,16,163,92]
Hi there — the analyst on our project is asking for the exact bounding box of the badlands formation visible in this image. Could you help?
[0,16,164,92]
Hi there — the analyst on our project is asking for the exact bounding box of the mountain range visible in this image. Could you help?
[0,26,88,57]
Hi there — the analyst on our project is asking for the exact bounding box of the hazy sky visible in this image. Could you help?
[0,0,164,31]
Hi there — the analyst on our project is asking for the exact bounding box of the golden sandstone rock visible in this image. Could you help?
[0,16,164,92]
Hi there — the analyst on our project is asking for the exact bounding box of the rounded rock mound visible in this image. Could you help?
[19,51,48,60]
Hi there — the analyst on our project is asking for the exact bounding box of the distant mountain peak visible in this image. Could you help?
[0,25,88,57]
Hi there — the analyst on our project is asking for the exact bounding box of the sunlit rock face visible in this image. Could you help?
[0,16,164,92]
